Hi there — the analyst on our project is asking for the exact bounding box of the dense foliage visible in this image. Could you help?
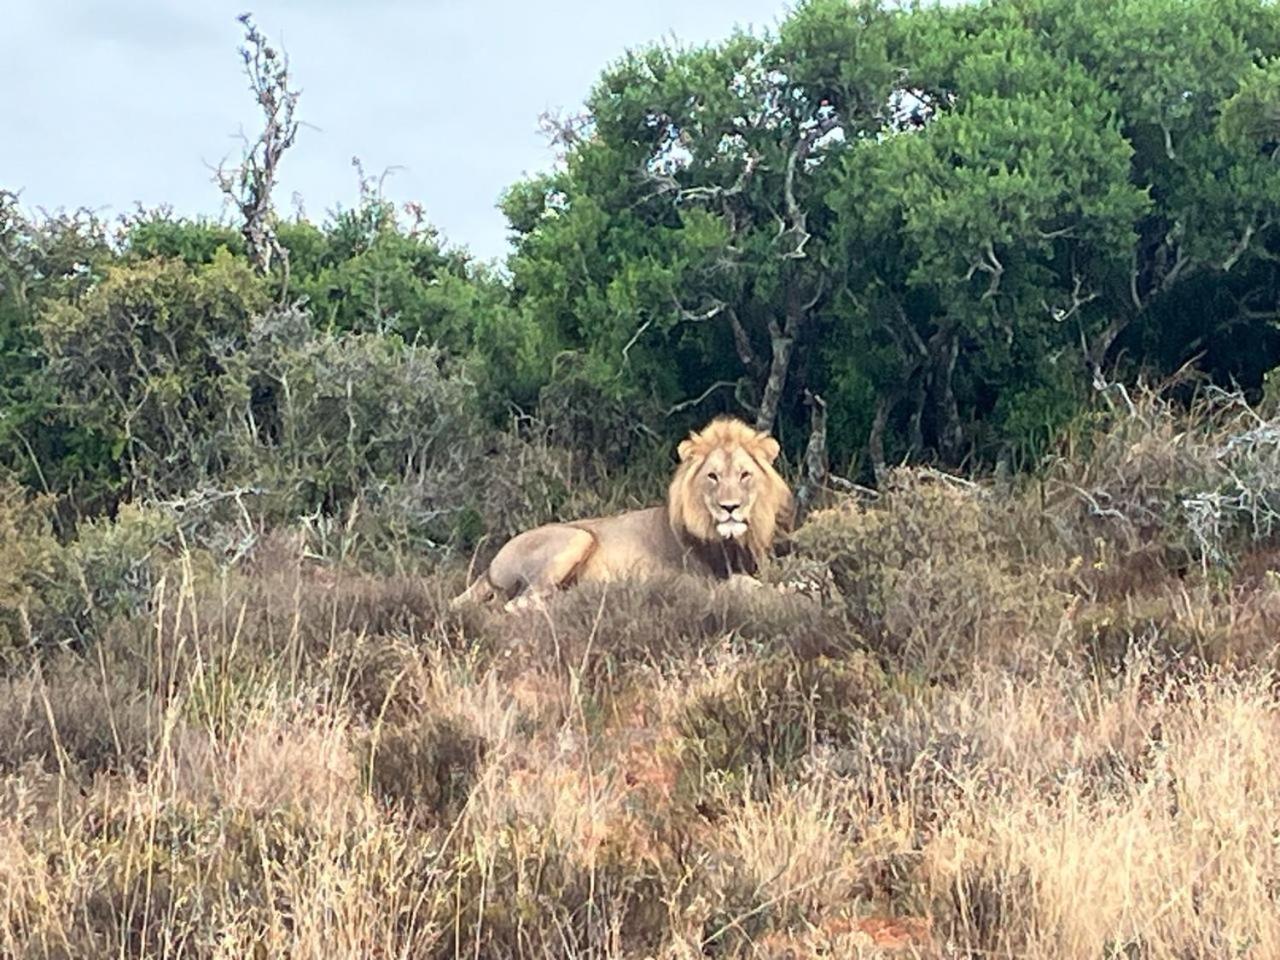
[7,0,1280,534]
[504,0,1280,470]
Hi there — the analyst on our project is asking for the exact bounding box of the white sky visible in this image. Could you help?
[1,0,794,262]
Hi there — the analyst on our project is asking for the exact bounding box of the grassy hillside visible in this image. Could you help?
[3,388,1280,958]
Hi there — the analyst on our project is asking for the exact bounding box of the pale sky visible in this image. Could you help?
[2,0,793,262]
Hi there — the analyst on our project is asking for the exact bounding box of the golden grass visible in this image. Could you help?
[4,464,1280,958]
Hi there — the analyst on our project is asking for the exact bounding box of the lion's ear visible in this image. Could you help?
[756,435,781,464]
[677,436,698,462]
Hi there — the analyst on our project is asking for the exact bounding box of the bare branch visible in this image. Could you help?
[1220,220,1264,272]
[620,318,653,363]
[779,114,843,260]
[1036,225,1077,240]
[793,391,829,524]
[665,380,740,416]
[214,14,300,290]
[726,306,764,377]
[677,151,762,206]
[674,298,727,323]
[1084,312,1131,379]
[965,241,1003,300]
[538,108,592,162]
[1044,273,1099,324]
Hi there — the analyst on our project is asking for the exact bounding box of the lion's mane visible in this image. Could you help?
[666,417,793,573]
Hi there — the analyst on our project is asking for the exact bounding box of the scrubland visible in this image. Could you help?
[3,389,1280,959]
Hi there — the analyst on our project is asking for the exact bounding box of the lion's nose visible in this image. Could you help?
[719,502,741,514]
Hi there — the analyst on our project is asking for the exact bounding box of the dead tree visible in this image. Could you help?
[215,14,300,294]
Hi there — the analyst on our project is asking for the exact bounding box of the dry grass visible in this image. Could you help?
[5,392,1280,958]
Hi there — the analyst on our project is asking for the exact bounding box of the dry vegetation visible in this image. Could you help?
[4,389,1280,959]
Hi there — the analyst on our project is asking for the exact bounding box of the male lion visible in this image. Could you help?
[451,417,793,612]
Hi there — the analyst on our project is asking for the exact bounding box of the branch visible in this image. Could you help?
[1043,273,1098,324]
[674,298,726,323]
[793,391,829,524]
[1084,312,1131,378]
[964,241,1003,300]
[726,306,765,377]
[678,151,762,205]
[620,318,653,363]
[1129,248,1145,312]
[779,114,843,259]
[1220,220,1265,272]
[665,380,740,416]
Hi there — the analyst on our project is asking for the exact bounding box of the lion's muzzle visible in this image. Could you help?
[715,519,749,539]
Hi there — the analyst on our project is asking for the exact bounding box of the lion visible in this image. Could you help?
[451,416,794,612]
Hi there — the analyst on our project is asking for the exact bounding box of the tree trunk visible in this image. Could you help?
[755,332,794,433]
[907,373,926,458]
[793,391,828,526]
[868,389,899,484]
[930,330,963,463]
[755,287,809,433]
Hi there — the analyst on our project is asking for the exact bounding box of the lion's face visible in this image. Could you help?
[688,444,769,541]
[668,417,793,561]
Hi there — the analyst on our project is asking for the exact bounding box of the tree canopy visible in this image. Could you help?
[7,0,1280,533]
[502,0,1280,472]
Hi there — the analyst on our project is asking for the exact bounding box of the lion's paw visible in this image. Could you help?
[504,591,548,614]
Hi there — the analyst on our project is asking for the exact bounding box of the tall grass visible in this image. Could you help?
[4,387,1280,958]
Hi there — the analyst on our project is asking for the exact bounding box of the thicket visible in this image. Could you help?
[7,2,1280,954]
[5,0,1280,541]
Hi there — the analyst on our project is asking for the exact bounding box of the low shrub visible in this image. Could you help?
[793,470,1069,680]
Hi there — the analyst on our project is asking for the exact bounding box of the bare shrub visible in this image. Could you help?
[0,654,156,777]
[1047,384,1280,579]
[794,469,1069,679]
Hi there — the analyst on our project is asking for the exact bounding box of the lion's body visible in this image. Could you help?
[452,418,792,612]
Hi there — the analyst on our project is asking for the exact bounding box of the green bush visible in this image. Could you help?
[0,486,174,662]
[38,251,267,507]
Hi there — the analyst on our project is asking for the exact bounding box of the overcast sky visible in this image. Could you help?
[2,0,794,262]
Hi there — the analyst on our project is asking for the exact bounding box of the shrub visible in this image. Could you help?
[0,654,157,777]
[43,504,176,643]
[1046,385,1280,578]
[0,484,60,660]
[793,470,1068,680]
[220,307,602,565]
[0,486,175,661]
[677,650,886,796]
[38,251,267,507]
[363,713,487,816]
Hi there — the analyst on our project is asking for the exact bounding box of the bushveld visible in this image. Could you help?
[3,388,1280,959]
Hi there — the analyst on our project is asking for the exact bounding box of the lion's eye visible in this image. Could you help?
[741,472,752,484]
[707,472,719,484]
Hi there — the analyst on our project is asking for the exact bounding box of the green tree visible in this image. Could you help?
[0,194,116,512]
[500,0,901,442]
[502,0,1280,472]
[38,250,268,506]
